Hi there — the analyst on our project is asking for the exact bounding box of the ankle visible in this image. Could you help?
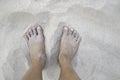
[30,63,43,71]
[31,56,45,66]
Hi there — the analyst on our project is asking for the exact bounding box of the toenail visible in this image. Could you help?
[64,27,68,30]
[37,27,40,29]
[71,28,73,31]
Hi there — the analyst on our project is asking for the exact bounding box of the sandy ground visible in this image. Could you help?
[0,0,120,80]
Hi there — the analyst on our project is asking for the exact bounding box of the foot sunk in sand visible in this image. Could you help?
[59,26,81,64]
[24,25,46,68]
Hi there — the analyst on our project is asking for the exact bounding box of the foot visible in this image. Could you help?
[59,26,81,64]
[24,25,46,68]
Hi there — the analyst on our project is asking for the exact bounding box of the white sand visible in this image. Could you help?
[0,0,120,80]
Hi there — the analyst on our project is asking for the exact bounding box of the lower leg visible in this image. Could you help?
[23,25,46,80]
[59,55,80,80]
[59,26,81,80]
[23,61,43,80]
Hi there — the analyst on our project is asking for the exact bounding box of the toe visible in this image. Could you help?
[73,30,77,37]
[27,30,31,38]
[31,27,34,35]
[68,27,74,35]
[77,36,82,44]
[37,26,43,35]
[32,27,37,35]
[75,32,79,40]
[29,29,33,37]
[63,26,68,36]
[24,33,29,41]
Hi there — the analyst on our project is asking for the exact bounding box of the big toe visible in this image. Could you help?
[36,25,44,37]
[63,26,68,36]
[68,27,74,35]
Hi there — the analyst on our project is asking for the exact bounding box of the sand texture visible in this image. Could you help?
[0,0,120,80]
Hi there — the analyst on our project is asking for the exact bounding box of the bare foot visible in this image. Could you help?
[24,25,46,68]
[59,26,81,64]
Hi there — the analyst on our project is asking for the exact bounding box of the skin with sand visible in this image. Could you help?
[23,24,81,80]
